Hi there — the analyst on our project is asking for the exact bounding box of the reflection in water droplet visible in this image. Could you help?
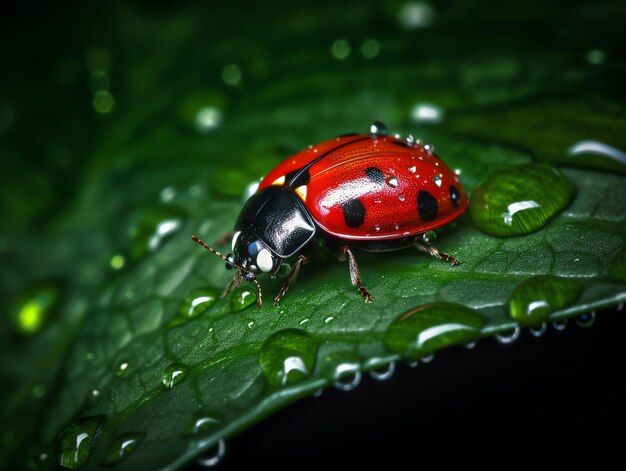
[369,362,395,381]
[386,177,399,188]
[576,311,595,328]
[333,363,362,391]
[398,2,436,29]
[56,416,104,469]
[129,206,186,259]
[162,363,189,389]
[196,440,226,468]
[177,288,219,323]
[470,164,575,237]
[259,329,319,389]
[495,327,521,344]
[331,39,351,60]
[552,319,568,331]
[195,107,223,132]
[529,322,547,337]
[185,410,223,436]
[370,121,387,136]
[102,432,144,465]
[116,362,129,377]
[410,102,444,124]
[508,275,582,327]
[384,303,487,360]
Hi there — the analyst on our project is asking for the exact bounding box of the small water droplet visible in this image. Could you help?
[455,168,462,175]
[160,186,176,202]
[432,174,442,187]
[185,410,223,436]
[398,194,405,202]
[333,363,362,391]
[195,106,223,132]
[162,363,189,389]
[32,385,46,398]
[575,311,595,328]
[374,224,381,232]
[247,321,254,329]
[529,322,547,337]
[222,64,242,86]
[408,166,416,173]
[56,416,104,469]
[102,432,144,465]
[422,231,437,244]
[259,329,319,389]
[398,2,436,30]
[196,440,226,468]
[129,205,186,259]
[495,327,521,344]
[386,176,399,188]
[369,362,395,381]
[177,287,219,323]
[369,121,387,136]
[116,362,129,377]
[374,197,382,204]
[551,319,568,331]
[331,39,351,60]
[230,286,257,312]
[360,38,380,59]
[394,223,400,230]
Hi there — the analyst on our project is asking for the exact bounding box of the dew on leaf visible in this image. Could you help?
[184,410,223,437]
[509,275,582,327]
[162,363,189,389]
[369,361,395,381]
[116,362,129,377]
[495,326,521,344]
[10,285,59,336]
[102,432,144,465]
[259,329,319,389]
[129,205,186,260]
[177,287,219,321]
[576,311,596,328]
[196,439,226,468]
[383,303,487,360]
[333,363,362,391]
[56,416,104,469]
[470,164,575,237]
[230,286,257,311]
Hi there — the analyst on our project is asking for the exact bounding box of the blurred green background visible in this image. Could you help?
[1,0,625,469]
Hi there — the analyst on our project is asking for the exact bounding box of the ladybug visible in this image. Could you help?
[192,122,467,308]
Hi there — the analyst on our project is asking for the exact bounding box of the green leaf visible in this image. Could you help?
[1,2,625,470]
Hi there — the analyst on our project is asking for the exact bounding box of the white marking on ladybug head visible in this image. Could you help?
[256,248,274,273]
[232,231,241,252]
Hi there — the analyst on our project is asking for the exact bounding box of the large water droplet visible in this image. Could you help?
[383,303,487,360]
[230,286,257,312]
[185,410,223,437]
[196,439,226,468]
[129,205,186,259]
[102,432,144,465]
[162,363,189,389]
[470,164,574,237]
[10,285,59,336]
[259,329,319,389]
[56,416,104,469]
[509,275,582,327]
[609,248,626,282]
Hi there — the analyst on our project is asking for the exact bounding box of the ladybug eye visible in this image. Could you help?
[225,254,234,270]
[245,272,255,283]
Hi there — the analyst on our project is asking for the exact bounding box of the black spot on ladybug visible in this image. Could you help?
[286,167,311,188]
[342,199,366,228]
[418,191,438,222]
[338,132,359,138]
[365,167,385,185]
[392,141,410,148]
[449,185,461,208]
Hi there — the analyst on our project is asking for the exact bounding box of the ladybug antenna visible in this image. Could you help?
[191,235,243,272]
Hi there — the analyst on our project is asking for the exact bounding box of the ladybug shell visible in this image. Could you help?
[258,133,467,240]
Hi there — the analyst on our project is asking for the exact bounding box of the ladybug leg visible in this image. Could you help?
[337,246,373,303]
[273,254,309,307]
[413,240,459,266]
[223,273,242,297]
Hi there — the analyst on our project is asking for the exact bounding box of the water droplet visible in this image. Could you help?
[360,39,380,58]
[32,385,46,398]
[369,362,396,381]
[552,319,568,331]
[420,354,434,363]
[247,321,254,329]
[469,164,574,237]
[528,322,547,337]
[586,49,606,65]
[370,121,387,136]
[162,363,188,389]
[495,327,521,344]
[177,287,219,322]
[424,144,435,155]
[196,440,226,468]
[576,311,596,328]
[91,389,99,397]
[195,106,223,132]
[230,286,257,312]
[422,231,437,244]
[408,166,416,173]
[259,329,319,389]
[432,174,442,187]
[102,432,144,465]
[129,205,186,259]
[109,254,125,270]
[394,223,400,230]
[398,2,436,30]
[386,176,399,188]
[609,248,626,282]
[410,102,444,124]
[56,416,104,469]
[374,224,381,232]
[299,318,310,325]
[454,168,462,175]
[10,285,59,336]
[185,410,223,436]
[331,39,351,60]
[333,363,362,391]
[508,275,582,327]
[383,303,487,360]
[116,362,129,377]
[93,90,115,114]
[222,64,242,86]
[160,186,176,202]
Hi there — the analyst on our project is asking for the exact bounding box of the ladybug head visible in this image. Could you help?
[228,230,280,276]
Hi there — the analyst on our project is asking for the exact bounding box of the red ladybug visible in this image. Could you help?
[193,122,467,308]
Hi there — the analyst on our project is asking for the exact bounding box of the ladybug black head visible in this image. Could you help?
[230,230,281,275]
